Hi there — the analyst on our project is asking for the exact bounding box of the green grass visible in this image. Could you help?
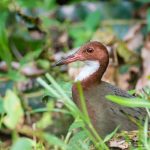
[1,74,150,150]
[37,73,150,150]
[37,73,109,150]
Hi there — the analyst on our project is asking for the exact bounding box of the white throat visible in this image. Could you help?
[75,60,100,81]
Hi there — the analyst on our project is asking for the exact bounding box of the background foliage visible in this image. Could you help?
[0,0,150,149]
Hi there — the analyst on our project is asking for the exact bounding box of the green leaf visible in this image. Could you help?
[76,82,90,123]
[127,89,136,95]
[6,70,25,81]
[85,10,101,30]
[0,98,5,114]
[68,131,89,150]
[20,48,43,66]
[0,0,11,10]
[104,126,120,142]
[68,26,92,47]
[36,59,50,70]
[143,117,150,150]
[11,138,35,150]
[43,133,67,150]
[147,8,150,32]
[36,102,53,129]
[106,95,150,108]
[0,11,12,68]
[3,90,24,129]
[58,82,72,98]
[69,118,84,132]
[45,73,77,111]
[139,0,150,3]
[17,1,42,8]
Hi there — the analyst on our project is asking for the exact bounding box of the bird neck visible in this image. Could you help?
[74,59,109,89]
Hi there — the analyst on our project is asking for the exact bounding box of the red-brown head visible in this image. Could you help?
[54,41,109,66]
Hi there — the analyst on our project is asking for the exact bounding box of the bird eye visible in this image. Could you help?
[86,48,94,53]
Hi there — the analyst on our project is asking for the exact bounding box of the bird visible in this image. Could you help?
[54,41,147,137]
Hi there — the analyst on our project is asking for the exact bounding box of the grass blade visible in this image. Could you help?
[106,95,150,108]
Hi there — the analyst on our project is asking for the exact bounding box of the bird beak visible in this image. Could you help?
[53,52,82,67]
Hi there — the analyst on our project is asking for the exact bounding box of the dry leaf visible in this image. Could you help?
[124,24,144,51]
[109,139,129,150]
[92,27,116,45]
[136,36,150,89]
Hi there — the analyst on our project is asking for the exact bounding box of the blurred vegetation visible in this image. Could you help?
[0,0,150,149]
